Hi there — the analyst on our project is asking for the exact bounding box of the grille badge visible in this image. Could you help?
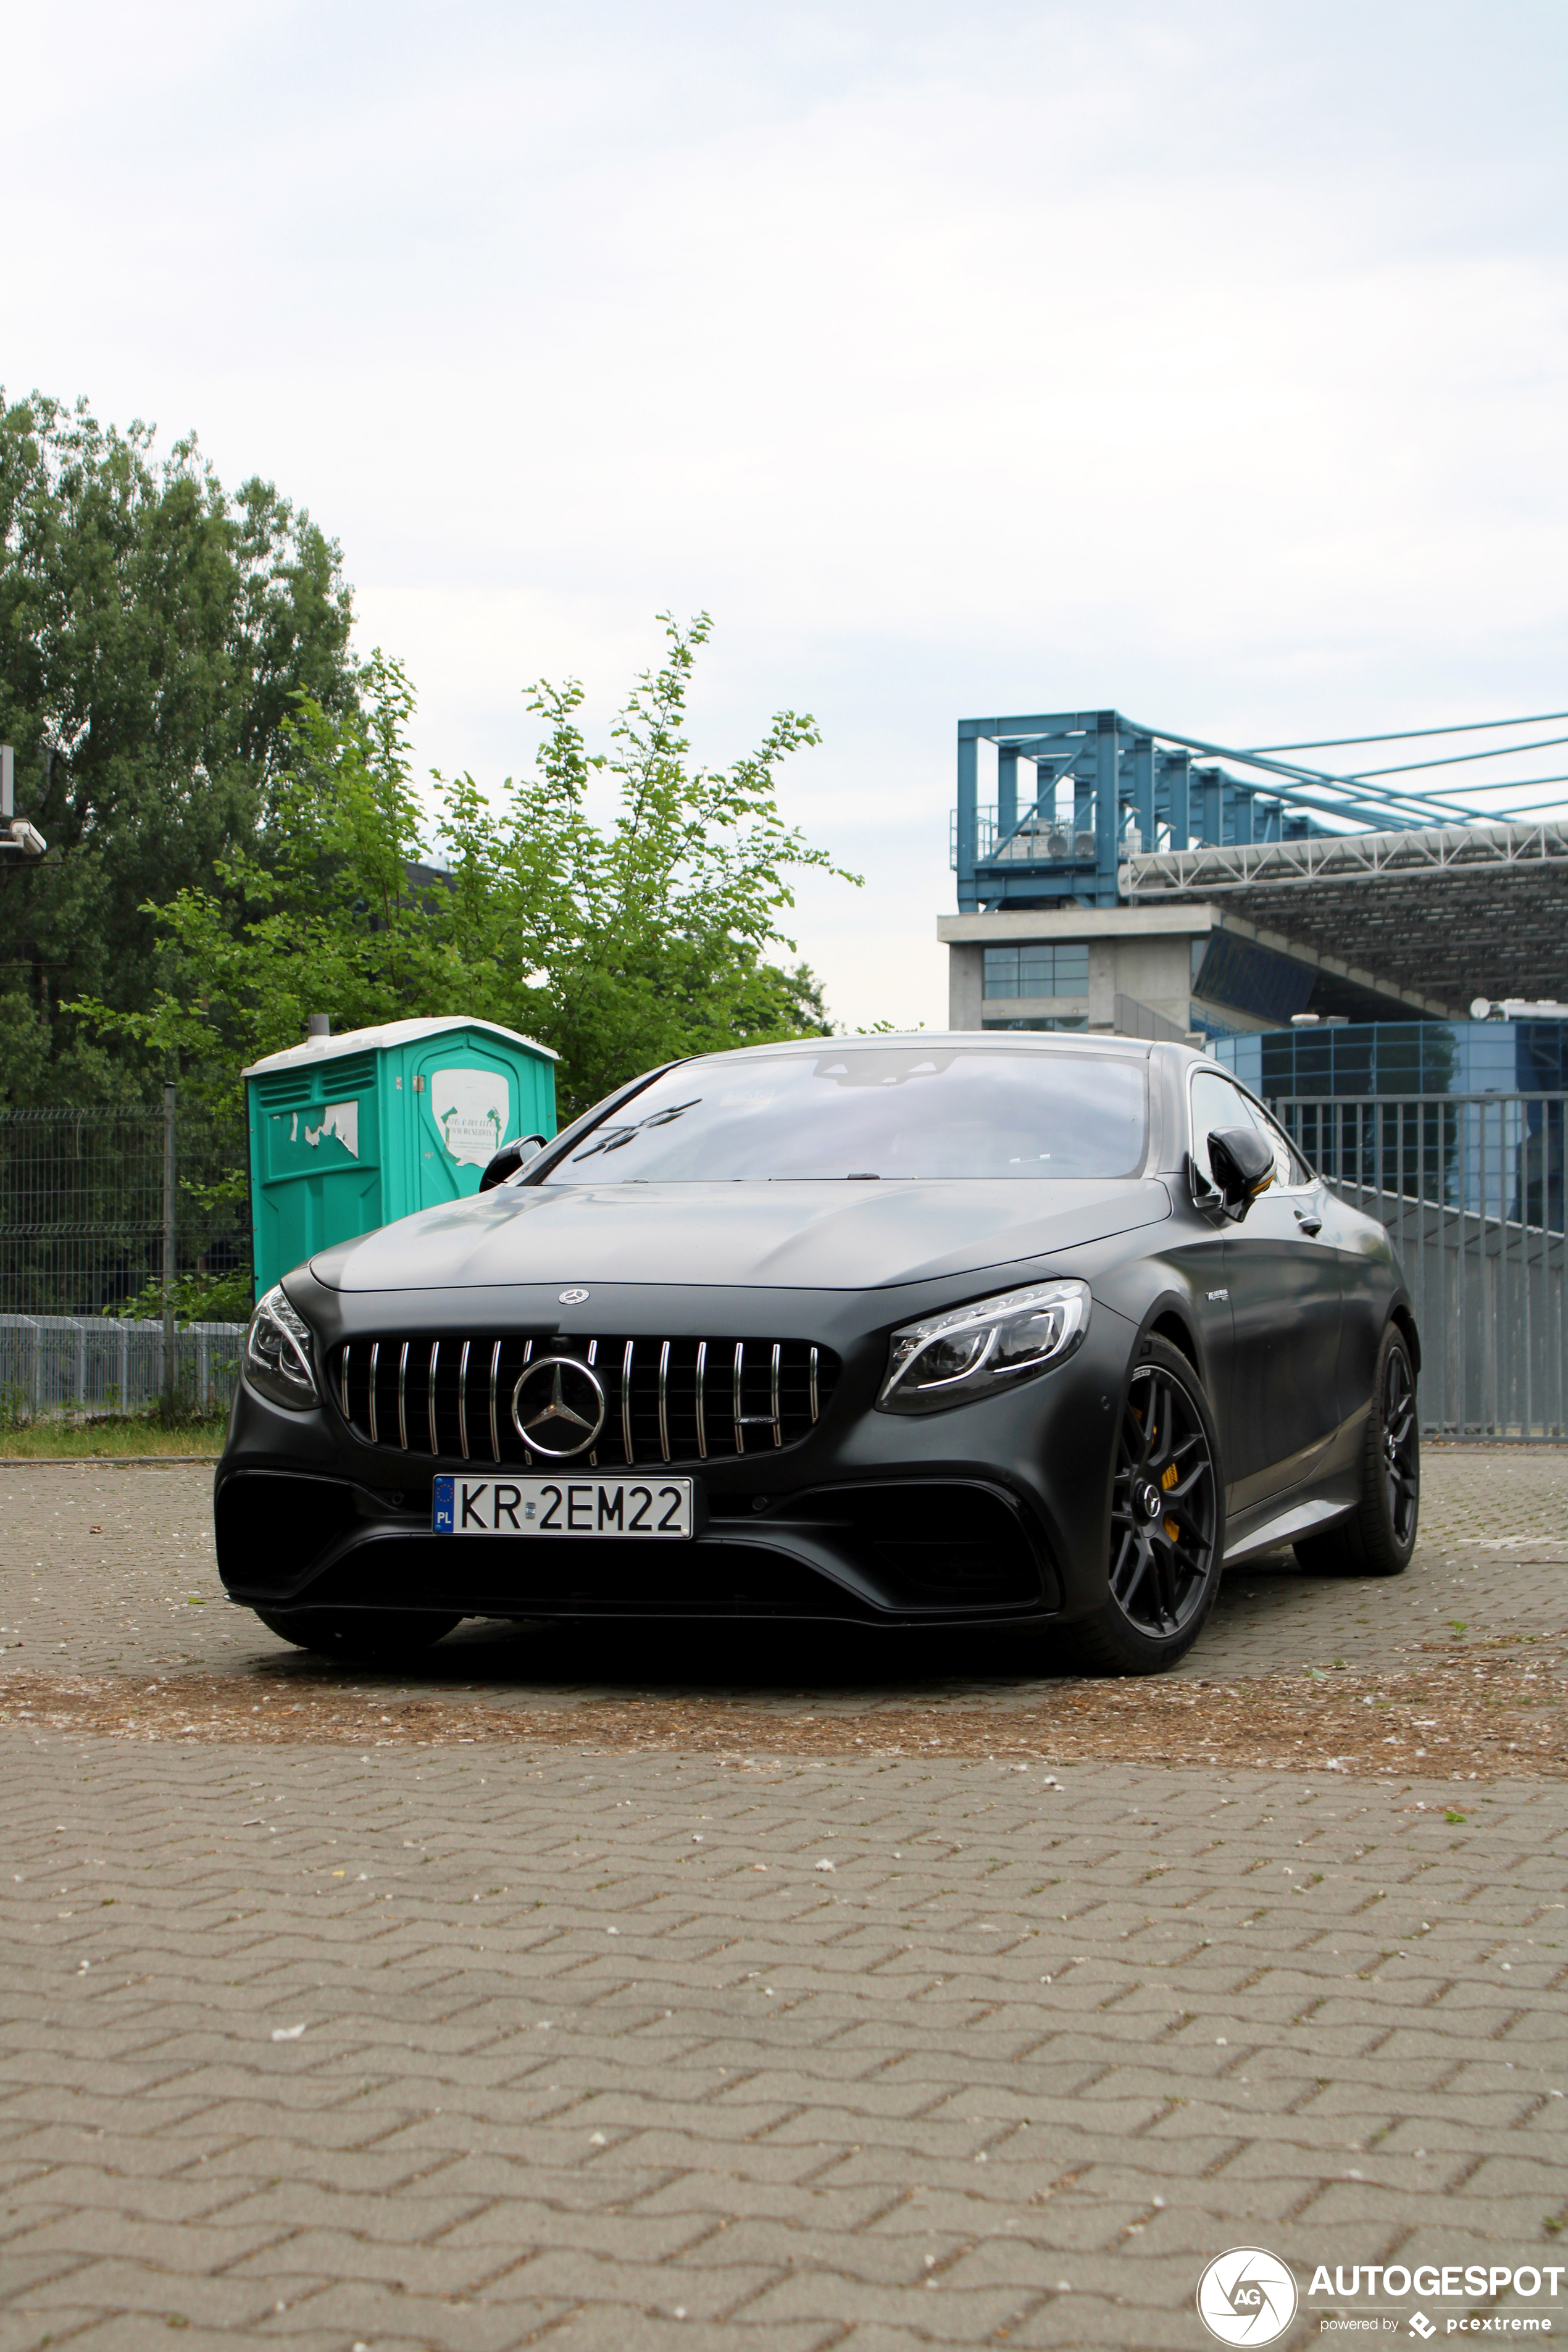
[559,1287,590,1304]
[511,1355,607,1457]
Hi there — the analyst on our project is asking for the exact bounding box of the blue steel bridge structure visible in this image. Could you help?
[953,706,1568,914]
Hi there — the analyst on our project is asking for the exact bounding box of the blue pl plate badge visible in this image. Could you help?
[432,1477,455,1534]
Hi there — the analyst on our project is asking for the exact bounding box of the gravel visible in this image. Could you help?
[4,1635,1564,1780]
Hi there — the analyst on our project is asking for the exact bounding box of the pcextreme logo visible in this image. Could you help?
[1197,2248,1299,2345]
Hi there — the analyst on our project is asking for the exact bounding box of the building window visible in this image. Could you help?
[982,1015,1088,1032]
[983,943,1090,999]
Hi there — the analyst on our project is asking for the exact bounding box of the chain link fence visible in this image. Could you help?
[0,1099,251,1319]
[0,1098,251,1416]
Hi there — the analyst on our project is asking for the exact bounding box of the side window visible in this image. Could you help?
[1259,1104,1314,1189]
[1232,1090,1312,1190]
[1188,1070,1246,1184]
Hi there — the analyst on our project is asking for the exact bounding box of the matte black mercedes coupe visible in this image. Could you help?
[215,1034,1421,1674]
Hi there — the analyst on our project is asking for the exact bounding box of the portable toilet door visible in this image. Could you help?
[405,1025,558,1211]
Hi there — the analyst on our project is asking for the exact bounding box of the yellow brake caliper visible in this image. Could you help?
[1161,1459,1180,1540]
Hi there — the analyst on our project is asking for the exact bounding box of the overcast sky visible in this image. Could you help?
[6,1,1566,1028]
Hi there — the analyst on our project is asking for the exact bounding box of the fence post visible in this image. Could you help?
[162,1084,177,1417]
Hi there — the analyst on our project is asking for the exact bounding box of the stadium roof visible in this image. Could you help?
[1120,819,1568,1014]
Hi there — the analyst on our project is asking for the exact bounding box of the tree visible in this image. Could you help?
[75,614,856,1142]
[0,390,357,1105]
[434,613,847,1114]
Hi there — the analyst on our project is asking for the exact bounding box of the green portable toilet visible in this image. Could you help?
[243,1016,558,1303]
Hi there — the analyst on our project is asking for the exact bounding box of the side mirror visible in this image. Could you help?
[478,1135,548,1192]
[1206,1127,1276,1221]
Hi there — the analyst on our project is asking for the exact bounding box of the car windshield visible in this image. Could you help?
[542,1048,1148,1182]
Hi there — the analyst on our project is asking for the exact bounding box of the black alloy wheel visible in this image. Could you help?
[1064,1335,1225,1675]
[1295,1322,1420,1578]
[1380,1339,1419,1549]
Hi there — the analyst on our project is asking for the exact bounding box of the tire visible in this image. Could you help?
[1294,1322,1419,1578]
[1061,1335,1226,1675]
[252,1608,462,1660]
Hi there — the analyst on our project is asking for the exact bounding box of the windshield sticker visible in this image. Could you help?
[571,1098,703,1161]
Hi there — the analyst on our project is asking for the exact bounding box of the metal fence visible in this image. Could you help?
[0,1315,245,1419]
[0,1099,250,1320]
[1272,1093,1568,1441]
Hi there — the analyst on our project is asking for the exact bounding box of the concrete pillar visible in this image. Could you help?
[1087,943,1117,1030]
[948,944,984,1030]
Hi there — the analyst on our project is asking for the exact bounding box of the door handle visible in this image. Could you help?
[1293,1210,1324,1237]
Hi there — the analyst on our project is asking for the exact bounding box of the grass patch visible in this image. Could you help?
[0,1404,227,1459]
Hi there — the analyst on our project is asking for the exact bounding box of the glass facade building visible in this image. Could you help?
[1214,1020,1568,1099]
[1212,1021,1568,1233]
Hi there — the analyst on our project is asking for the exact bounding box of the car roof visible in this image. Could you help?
[682,1030,1204,1067]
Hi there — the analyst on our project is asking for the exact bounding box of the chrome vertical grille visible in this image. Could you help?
[331,1333,839,1466]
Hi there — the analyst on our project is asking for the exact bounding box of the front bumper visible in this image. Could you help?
[215,1274,1134,1629]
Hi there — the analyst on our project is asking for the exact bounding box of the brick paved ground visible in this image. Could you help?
[1,1453,1566,2351]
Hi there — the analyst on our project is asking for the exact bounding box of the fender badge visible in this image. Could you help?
[558,1287,590,1304]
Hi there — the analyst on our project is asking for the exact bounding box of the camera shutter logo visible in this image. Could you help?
[1196,2249,1298,2346]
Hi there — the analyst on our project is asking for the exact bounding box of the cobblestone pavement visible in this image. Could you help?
[1,1453,1566,2352]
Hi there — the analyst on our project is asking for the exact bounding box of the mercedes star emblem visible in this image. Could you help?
[510,1354,607,1458]
[558,1287,590,1304]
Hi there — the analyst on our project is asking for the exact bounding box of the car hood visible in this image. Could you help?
[308,1178,1172,1296]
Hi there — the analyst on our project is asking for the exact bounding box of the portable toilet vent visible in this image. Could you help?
[243,1016,558,1303]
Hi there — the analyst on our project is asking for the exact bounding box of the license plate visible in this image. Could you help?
[432,1474,693,1539]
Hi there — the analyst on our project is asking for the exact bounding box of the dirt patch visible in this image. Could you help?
[2,1641,1564,1779]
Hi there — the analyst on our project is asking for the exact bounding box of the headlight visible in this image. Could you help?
[877,1279,1091,1415]
[244,1285,320,1411]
